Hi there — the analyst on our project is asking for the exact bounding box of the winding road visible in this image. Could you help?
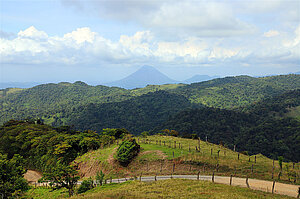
[109,175,299,198]
[25,170,299,198]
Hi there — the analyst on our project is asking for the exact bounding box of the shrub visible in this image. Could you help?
[116,139,140,166]
[78,177,94,194]
[95,170,105,186]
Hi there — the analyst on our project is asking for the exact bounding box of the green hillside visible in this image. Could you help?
[1,75,300,127]
[155,90,300,161]
[172,74,300,108]
[63,91,199,133]
[1,121,298,198]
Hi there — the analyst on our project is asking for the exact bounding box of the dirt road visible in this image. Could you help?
[112,175,299,198]
[24,170,299,198]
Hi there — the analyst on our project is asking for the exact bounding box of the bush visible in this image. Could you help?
[78,177,94,194]
[116,139,140,166]
[95,170,105,186]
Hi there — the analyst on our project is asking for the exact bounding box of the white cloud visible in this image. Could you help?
[17,26,48,40]
[63,27,95,44]
[1,25,299,69]
[71,0,257,38]
[264,30,279,37]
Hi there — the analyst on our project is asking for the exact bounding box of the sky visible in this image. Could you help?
[0,0,300,84]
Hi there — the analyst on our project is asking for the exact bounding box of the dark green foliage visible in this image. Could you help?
[78,177,94,194]
[154,107,255,147]
[41,161,80,197]
[101,128,129,139]
[0,153,29,198]
[1,75,300,163]
[0,120,102,171]
[116,139,140,166]
[1,75,300,129]
[67,91,196,133]
[155,90,300,162]
[141,131,149,138]
[95,170,105,186]
[172,74,300,109]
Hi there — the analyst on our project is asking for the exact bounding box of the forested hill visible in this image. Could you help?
[171,74,300,108]
[0,74,300,127]
[155,90,300,161]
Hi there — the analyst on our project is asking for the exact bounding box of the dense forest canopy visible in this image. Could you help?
[0,75,299,161]
[0,120,124,172]
[1,74,300,126]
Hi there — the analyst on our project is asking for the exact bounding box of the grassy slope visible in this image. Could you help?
[26,179,293,199]
[74,136,300,184]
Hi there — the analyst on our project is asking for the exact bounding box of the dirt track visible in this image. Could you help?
[24,170,299,198]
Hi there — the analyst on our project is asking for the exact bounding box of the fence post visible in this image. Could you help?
[147,162,149,172]
[140,173,142,181]
[246,176,250,188]
[272,180,275,194]
[230,175,232,186]
[110,177,112,183]
[173,163,175,173]
[212,171,215,183]
[272,159,274,179]
[155,174,157,181]
[198,138,200,150]
[238,153,240,160]
[197,171,200,180]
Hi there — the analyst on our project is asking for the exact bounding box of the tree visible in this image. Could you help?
[141,131,149,138]
[95,170,105,186]
[0,153,29,198]
[41,161,79,197]
[116,139,140,166]
[77,177,94,194]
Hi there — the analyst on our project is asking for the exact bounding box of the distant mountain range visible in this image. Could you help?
[183,75,219,84]
[104,65,218,89]
[0,82,41,89]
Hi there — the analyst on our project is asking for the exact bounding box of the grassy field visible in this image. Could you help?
[73,135,300,185]
[25,179,293,199]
